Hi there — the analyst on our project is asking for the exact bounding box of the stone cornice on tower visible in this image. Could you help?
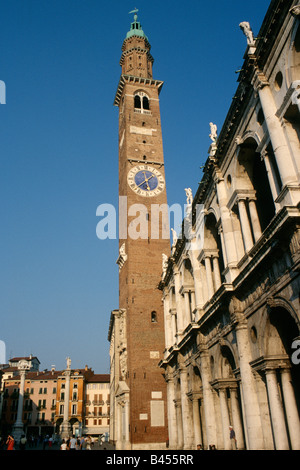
[113,74,164,107]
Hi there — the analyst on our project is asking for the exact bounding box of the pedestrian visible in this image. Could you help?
[60,439,68,450]
[48,436,53,449]
[69,435,77,450]
[19,434,27,450]
[86,436,92,450]
[196,444,203,450]
[80,436,87,450]
[6,435,15,450]
[229,426,237,450]
[43,435,49,450]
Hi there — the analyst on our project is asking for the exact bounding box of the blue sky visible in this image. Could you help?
[0,0,270,373]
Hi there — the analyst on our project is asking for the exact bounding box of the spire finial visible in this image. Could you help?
[129,7,139,21]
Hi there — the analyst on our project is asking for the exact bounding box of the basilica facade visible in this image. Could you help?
[159,0,300,450]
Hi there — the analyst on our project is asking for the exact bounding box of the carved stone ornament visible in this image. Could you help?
[228,296,246,324]
[290,4,300,16]
[292,81,300,111]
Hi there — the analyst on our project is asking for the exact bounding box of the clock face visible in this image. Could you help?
[127,164,165,197]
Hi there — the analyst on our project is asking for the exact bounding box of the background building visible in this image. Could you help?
[159,0,300,450]
[0,356,109,440]
[84,374,110,438]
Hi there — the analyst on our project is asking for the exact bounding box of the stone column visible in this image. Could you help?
[218,226,228,267]
[212,255,222,291]
[179,367,194,449]
[199,262,208,304]
[190,291,196,316]
[248,199,262,242]
[214,168,238,267]
[237,199,253,252]
[174,268,184,335]
[230,387,245,450]
[261,150,281,211]
[163,292,172,349]
[175,401,184,450]
[234,315,264,449]
[204,255,214,299]
[192,395,202,449]
[166,376,178,449]
[60,358,72,439]
[184,291,192,324]
[192,266,204,313]
[188,249,205,315]
[170,309,177,345]
[200,350,218,447]
[280,368,300,450]
[117,402,122,448]
[218,387,231,450]
[124,399,130,448]
[257,82,297,189]
[12,360,31,443]
[265,369,289,450]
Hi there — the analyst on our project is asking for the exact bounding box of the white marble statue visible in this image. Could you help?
[66,356,71,370]
[209,122,218,143]
[185,188,193,205]
[162,254,168,274]
[171,228,178,247]
[239,21,255,46]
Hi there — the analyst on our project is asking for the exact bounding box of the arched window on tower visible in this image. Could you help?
[143,96,150,110]
[134,95,141,109]
[134,91,151,114]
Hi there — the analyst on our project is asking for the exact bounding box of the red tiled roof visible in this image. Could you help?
[86,374,110,383]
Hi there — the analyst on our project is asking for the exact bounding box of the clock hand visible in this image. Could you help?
[137,174,154,188]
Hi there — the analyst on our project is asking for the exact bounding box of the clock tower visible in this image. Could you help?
[112,10,170,450]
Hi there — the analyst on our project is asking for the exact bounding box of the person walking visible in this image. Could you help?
[60,439,68,450]
[6,435,15,450]
[69,435,77,450]
[19,435,27,450]
[229,426,237,450]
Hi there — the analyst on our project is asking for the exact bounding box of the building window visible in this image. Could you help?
[151,311,157,322]
[134,91,151,114]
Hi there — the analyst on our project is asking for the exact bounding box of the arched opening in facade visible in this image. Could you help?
[261,306,300,449]
[238,138,275,232]
[181,258,196,323]
[216,345,245,450]
[191,366,206,449]
[201,213,225,298]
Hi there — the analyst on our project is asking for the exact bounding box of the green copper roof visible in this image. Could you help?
[125,9,148,41]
